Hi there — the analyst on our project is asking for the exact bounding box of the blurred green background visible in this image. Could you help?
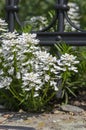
[0,0,86,29]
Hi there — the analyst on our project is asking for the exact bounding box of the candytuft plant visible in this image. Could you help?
[0,19,59,112]
[0,18,81,111]
[55,43,80,104]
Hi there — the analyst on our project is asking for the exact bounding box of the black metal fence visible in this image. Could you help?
[5,0,86,46]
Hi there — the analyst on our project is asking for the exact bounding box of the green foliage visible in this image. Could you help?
[19,0,55,20]
[74,47,86,87]
[70,0,86,29]
[0,0,5,18]
[55,43,83,104]
[55,42,73,54]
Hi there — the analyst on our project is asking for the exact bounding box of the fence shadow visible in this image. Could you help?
[0,125,35,130]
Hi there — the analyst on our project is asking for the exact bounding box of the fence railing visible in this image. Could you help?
[5,0,86,46]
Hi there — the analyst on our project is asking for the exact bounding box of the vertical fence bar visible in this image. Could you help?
[57,0,65,32]
[6,0,15,32]
[9,0,15,32]
[5,0,19,32]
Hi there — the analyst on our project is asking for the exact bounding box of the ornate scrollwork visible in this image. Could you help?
[5,0,86,46]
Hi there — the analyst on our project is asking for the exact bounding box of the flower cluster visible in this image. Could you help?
[57,53,79,72]
[65,2,80,31]
[0,18,8,32]
[26,16,48,31]
[0,24,59,98]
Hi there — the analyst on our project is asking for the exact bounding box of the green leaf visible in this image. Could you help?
[66,86,77,97]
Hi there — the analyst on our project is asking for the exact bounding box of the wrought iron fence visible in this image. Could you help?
[5,0,86,46]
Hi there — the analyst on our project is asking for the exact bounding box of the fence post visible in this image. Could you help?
[55,0,69,32]
[5,0,19,32]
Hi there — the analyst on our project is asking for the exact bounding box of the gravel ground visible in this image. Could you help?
[0,89,85,130]
[0,108,86,130]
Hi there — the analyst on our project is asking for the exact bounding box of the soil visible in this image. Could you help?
[69,88,86,110]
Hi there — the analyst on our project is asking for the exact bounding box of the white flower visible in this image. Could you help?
[0,77,12,88]
[24,88,30,91]
[18,33,39,45]
[69,66,78,72]
[0,49,2,53]
[57,53,79,73]
[0,19,8,26]
[22,72,41,85]
[0,19,7,32]
[35,51,57,64]
[65,2,80,31]
[54,86,58,91]
[43,66,49,71]
[8,67,14,75]
[0,70,3,75]
[16,72,21,79]
[2,31,18,39]
[34,92,39,97]
[8,55,14,61]
[60,53,76,61]
[73,60,79,64]
[35,85,41,90]
[50,68,56,73]
[44,75,50,82]
[29,16,48,30]
[50,81,58,91]
[57,60,64,66]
